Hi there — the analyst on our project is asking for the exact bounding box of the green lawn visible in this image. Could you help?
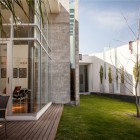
[55,95,140,140]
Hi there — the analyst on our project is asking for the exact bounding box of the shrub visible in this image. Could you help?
[133,63,140,81]
[121,66,125,83]
[108,67,112,84]
[100,65,103,84]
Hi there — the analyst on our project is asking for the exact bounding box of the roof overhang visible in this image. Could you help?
[48,0,60,14]
[79,55,93,64]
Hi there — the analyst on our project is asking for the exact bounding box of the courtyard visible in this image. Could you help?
[56,95,140,140]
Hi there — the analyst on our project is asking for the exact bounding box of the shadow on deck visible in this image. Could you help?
[0,104,63,140]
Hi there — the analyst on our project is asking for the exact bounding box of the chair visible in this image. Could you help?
[0,95,9,138]
[19,89,28,100]
[13,86,21,99]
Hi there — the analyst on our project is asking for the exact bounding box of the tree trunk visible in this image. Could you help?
[135,86,140,117]
[135,101,140,117]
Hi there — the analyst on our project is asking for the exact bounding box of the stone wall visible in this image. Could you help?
[48,0,70,103]
[74,0,80,105]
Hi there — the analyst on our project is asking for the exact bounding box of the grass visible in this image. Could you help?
[55,95,140,140]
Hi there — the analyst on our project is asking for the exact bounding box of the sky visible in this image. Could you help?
[79,0,140,55]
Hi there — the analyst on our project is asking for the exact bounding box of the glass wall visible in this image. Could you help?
[0,5,11,38]
[70,2,75,69]
[0,0,51,115]
[41,49,48,108]
[12,40,42,113]
[0,44,7,95]
[70,1,76,100]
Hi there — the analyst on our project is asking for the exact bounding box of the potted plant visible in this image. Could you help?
[133,63,140,96]
[99,65,104,93]
[120,66,125,94]
[133,63,140,82]
[108,67,113,93]
[121,66,125,83]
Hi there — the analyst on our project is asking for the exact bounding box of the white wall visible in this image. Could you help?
[88,63,93,92]
[92,56,104,92]
[12,45,28,91]
[80,41,139,95]
[0,44,28,93]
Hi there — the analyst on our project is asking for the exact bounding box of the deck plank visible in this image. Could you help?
[47,105,63,140]
[39,105,62,140]
[29,105,57,140]
[0,104,63,140]
[21,105,55,140]
[31,105,59,140]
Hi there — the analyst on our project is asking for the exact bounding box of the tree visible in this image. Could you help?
[0,0,44,36]
[121,13,140,117]
[105,11,140,117]
[99,65,103,84]
[121,66,125,83]
[108,67,112,84]
[133,62,140,82]
[109,32,140,117]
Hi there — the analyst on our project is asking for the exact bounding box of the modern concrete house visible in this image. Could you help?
[79,41,140,96]
[0,0,79,120]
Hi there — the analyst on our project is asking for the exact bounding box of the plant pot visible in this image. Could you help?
[100,84,104,93]
[120,83,125,94]
[109,83,114,93]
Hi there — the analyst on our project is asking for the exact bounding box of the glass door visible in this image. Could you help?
[0,43,8,95]
[0,41,12,115]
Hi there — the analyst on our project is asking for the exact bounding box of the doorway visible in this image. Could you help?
[0,41,12,93]
[79,65,88,92]
[0,41,12,115]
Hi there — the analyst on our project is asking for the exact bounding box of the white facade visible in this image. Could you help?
[79,41,140,95]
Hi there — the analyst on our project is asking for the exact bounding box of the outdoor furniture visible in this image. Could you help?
[19,88,28,100]
[13,86,29,100]
[0,95,9,138]
[13,86,21,99]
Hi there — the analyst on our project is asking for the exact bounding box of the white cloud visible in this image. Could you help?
[86,9,137,31]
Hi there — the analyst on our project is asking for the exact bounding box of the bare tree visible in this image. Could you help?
[108,13,140,117]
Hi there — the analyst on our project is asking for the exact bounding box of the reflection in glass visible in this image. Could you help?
[0,44,7,94]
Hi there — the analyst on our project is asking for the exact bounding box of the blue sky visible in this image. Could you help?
[79,0,140,54]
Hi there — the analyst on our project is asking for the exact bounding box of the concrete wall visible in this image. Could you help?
[48,0,70,103]
[74,0,79,104]
[80,42,139,95]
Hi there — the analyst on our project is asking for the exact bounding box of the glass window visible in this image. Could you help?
[70,9,74,13]
[13,25,40,39]
[12,40,41,114]
[0,6,11,24]
[70,15,74,18]
[70,27,73,30]
[14,1,32,24]
[0,26,10,38]
[41,49,48,108]
[70,19,74,23]
[48,57,51,102]
[0,44,7,94]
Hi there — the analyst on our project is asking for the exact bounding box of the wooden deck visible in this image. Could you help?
[0,104,63,140]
